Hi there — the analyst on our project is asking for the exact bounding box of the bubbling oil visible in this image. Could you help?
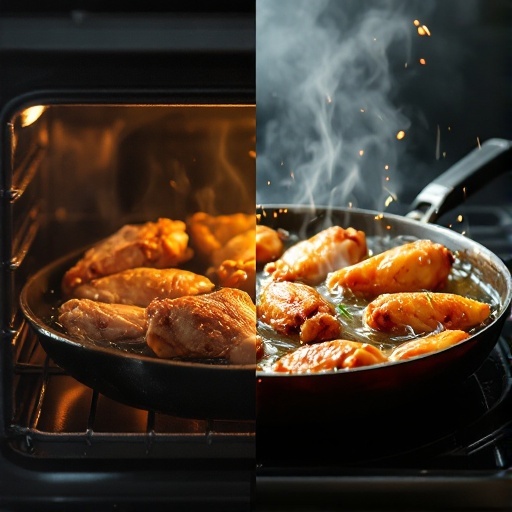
[256,234,500,372]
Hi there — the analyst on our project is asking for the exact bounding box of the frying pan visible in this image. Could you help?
[20,139,512,423]
[256,138,512,425]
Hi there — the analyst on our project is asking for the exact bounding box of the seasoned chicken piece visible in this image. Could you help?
[204,229,256,298]
[273,339,388,373]
[210,229,255,268]
[62,218,193,295]
[264,226,367,285]
[187,212,255,264]
[72,267,215,307]
[146,288,258,365]
[257,281,342,344]
[389,329,469,361]
[207,258,256,300]
[327,239,454,298]
[59,299,147,342]
[363,292,491,335]
[256,225,285,265]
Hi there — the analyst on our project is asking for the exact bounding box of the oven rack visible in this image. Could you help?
[9,320,255,460]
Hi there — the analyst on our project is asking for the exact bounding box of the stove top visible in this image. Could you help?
[255,202,512,511]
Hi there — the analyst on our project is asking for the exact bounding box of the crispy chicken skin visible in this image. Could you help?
[326,239,454,298]
[389,329,470,361]
[256,225,284,265]
[146,288,258,364]
[186,212,255,264]
[59,299,147,342]
[62,218,193,296]
[257,281,342,344]
[264,226,367,285]
[273,339,388,373]
[72,267,215,307]
[363,292,491,335]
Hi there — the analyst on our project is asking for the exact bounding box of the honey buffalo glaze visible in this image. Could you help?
[256,232,500,373]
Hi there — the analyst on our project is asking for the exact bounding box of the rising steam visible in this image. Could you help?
[256,0,432,210]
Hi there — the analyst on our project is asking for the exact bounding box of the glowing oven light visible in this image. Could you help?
[20,105,46,127]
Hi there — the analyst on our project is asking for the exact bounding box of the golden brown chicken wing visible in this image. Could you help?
[363,292,491,335]
[257,281,342,344]
[264,226,367,285]
[203,228,256,298]
[59,299,147,343]
[62,218,193,295]
[207,258,256,300]
[326,239,454,298]
[186,212,255,264]
[71,267,215,307]
[272,339,388,373]
[256,225,285,265]
[389,329,469,361]
[146,288,257,364]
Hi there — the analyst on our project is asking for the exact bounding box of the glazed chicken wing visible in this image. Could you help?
[389,329,469,361]
[326,239,454,298]
[273,339,388,373]
[363,292,491,335]
[257,281,342,344]
[264,226,367,285]
[187,212,255,264]
[59,299,147,343]
[62,218,193,295]
[146,288,258,365]
[256,225,285,265]
[72,267,215,307]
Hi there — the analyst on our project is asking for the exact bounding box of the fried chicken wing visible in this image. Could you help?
[62,218,193,295]
[363,292,491,335]
[256,225,284,265]
[326,239,454,298]
[389,329,470,361]
[146,288,257,364]
[59,299,147,342]
[72,267,215,307]
[187,212,255,264]
[264,226,367,285]
[272,339,388,373]
[257,281,342,344]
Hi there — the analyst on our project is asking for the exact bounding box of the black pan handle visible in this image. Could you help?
[406,138,512,223]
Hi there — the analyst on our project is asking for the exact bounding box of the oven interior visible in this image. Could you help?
[0,103,256,509]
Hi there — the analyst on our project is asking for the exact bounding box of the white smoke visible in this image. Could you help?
[256,0,434,210]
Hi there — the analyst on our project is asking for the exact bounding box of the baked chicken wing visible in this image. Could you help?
[264,226,367,285]
[186,212,255,264]
[257,281,342,344]
[59,298,147,343]
[327,239,454,298]
[146,288,258,365]
[363,292,491,335]
[389,329,469,361]
[71,267,215,307]
[62,218,193,295]
[208,258,256,300]
[273,339,388,373]
[205,228,256,299]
